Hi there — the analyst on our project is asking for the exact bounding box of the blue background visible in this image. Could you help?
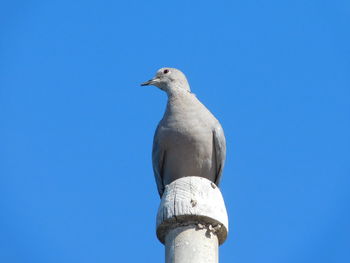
[1,0,349,262]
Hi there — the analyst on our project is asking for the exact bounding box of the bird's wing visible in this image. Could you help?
[213,124,226,186]
[152,125,166,197]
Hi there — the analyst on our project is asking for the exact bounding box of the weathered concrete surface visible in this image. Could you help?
[165,225,219,263]
[156,176,229,245]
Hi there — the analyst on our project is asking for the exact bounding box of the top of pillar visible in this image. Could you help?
[156,176,229,245]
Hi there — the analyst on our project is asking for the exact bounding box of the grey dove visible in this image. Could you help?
[141,68,226,197]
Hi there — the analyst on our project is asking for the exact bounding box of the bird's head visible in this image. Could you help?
[141,67,191,94]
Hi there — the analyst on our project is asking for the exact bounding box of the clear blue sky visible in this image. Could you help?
[1,1,349,262]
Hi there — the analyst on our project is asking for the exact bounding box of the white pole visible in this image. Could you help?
[156,176,229,263]
[165,225,219,263]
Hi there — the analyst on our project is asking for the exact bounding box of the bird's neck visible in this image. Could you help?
[165,88,194,116]
[165,84,191,99]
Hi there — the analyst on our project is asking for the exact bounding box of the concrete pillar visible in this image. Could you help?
[156,176,228,263]
[165,225,219,263]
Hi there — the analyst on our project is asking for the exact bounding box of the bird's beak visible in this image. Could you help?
[140,77,159,86]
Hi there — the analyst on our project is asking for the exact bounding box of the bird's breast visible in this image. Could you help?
[159,115,212,152]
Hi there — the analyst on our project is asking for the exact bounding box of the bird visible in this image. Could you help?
[141,68,226,197]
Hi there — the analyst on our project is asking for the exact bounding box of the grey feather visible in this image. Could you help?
[213,126,226,186]
[152,125,166,196]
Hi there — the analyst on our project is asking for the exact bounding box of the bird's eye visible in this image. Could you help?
[163,69,169,74]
